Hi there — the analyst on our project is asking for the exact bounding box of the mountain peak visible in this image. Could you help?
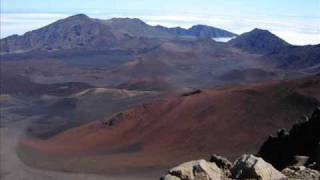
[69,13,89,19]
[230,28,289,54]
[248,28,284,39]
[107,17,146,25]
[250,28,280,37]
[63,14,90,21]
[251,28,269,32]
[190,24,211,29]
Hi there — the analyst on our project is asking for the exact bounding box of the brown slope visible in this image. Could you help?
[110,38,263,91]
[20,75,320,175]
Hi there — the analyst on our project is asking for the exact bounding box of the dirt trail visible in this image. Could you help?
[0,120,149,180]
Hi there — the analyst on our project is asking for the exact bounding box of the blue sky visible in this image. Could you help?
[1,0,320,45]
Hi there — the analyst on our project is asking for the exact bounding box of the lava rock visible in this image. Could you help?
[258,107,320,170]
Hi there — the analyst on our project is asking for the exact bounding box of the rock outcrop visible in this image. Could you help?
[209,154,232,170]
[161,155,287,180]
[282,166,320,180]
[161,159,227,180]
[258,107,320,170]
[230,154,286,180]
[161,107,320,179]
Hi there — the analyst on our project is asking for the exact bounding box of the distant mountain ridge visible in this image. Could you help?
[229,28,320,69]
[230,28,289,54]
[264,44,320,70]
[1,14,117,54]
[1,14,319,74]
[0,14,236,54]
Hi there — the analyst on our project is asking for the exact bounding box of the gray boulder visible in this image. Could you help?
[282,166,320,180]
[162,159,227,180]
[231,154,287,180]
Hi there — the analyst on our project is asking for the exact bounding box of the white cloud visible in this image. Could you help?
[272,30,320,45]
[212,37,236,42]
[1,13,70,37]
[139,13,320,45]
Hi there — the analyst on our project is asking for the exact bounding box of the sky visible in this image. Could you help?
[1,0,320,45]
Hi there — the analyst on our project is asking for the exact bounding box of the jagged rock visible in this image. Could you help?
[258,107,320,170]
[231,154,287,180]
[209,154,232,177]
[162,159,227,180]
[160,108,320,180]
[310,143,320,170]
[209,154,232,170]
[282,166,320,180]
[277,128,289,137]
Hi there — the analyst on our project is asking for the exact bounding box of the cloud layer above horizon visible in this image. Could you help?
[1,0,320,45]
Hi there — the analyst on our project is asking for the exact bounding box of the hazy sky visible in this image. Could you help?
[1,0,320,45]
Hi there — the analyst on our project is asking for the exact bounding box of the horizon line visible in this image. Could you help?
[1,12,320,46]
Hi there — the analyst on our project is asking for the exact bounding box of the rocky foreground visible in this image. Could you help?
[161,154,319,180]
[161,108,320,180]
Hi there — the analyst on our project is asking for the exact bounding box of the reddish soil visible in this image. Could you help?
[20,75,320,175]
